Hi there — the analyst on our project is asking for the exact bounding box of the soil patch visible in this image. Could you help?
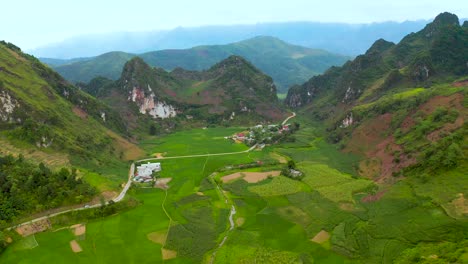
[155,178,172,189]
[345,113,392,155]
[106,130,145,161]
[221,173,244,183]
[271,153,287,164]
[427,116,464,142]
[221,171,281,183]
[445,193,468,218]
[70,240,82,253]
[452,80,468,87]
[311,230,330,244]
[72,106,88,119]
[236,217,245,227]
[71,224,86,236]
[147,231,166,245]
[91,191,118,204]
[362,190,387,203]
[16,219,51,237]
[243,171,281,183]
[162,248,177,260]
[153,153,165,159]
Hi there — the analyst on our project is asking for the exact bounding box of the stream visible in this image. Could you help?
[210,175,237,264]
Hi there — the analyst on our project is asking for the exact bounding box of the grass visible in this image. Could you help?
[2,123,466,263]
[139,127,248,156]
[300,162,374,203]
[248,176,306,196]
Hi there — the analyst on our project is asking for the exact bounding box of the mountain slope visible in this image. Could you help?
[285,12,468,262]
[86,55,286,127]
[45,36,349,92]
[0,40,141,175]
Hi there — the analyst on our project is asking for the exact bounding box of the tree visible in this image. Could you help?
[149,124,157,135]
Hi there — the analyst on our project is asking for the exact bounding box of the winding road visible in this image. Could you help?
[6,112,296,233]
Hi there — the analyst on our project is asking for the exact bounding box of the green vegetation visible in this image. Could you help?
[247,176,306,196]
[0,154,96,225]
[300,163,373,203]
[1,12,467,264]
[49,36,349,92]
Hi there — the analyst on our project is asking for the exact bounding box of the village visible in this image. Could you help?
[227,122,298,147]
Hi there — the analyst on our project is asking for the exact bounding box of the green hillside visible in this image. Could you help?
[285,12,468,261]
[47,36,349,92]
[0,41,144,217]
[85,55,286,129]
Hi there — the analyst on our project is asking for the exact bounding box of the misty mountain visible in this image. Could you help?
[30,20,432,58]
[43,36,349,92]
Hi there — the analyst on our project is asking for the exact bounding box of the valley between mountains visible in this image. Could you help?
[0,12,467,264]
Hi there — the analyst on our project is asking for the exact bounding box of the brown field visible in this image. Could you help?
[70,240,82,253]
[16,219,51,237]
[311,230,330,244]
[155,178,172,189]
[162,248,177,260]
[70,224,86,236]
[147,231,166,245]
[221,171,281,183]
[221,173,244,183]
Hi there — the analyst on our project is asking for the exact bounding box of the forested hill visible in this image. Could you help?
[81,55,286,128]
[285,11,467,196]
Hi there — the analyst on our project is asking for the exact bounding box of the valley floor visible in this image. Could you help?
[1,118,466,263]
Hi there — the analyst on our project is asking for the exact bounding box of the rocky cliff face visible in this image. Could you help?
[128,86,176,118]
[0,89,20,123]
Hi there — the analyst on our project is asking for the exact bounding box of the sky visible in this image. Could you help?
[1,0,467,50]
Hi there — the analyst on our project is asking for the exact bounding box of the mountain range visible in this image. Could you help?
[42,36,349,93]
[286,12,467,181]
[30,20,434,58]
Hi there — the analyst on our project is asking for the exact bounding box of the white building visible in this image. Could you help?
[135,162,161,178]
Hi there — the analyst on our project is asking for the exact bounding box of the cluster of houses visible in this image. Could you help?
[134,162,161,183]
[228,124,291,146]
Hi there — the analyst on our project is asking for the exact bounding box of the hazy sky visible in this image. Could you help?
[1,0,467,49]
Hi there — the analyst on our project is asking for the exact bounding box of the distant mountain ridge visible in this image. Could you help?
[43,36,350,92]
[30,20,434,58]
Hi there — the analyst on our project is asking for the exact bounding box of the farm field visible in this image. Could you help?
[2,123,466,263]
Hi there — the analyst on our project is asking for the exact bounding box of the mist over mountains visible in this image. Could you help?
[30,20,433,58]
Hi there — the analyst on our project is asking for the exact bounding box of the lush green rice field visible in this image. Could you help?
[2,123,466,263]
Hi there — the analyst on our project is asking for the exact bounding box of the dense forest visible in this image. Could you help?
[0,155,96,225]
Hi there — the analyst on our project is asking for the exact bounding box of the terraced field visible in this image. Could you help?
[2,122,466,263]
